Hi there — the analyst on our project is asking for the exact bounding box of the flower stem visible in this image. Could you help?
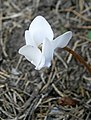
[64,47,91,74]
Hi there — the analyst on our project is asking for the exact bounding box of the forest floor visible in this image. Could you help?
[1,0,91,120]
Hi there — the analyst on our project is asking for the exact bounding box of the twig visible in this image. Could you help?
[15,56,23,70]
[83,75,91,81]
[52,83,64,97]
[65,24,91,30]
[54,52,68,68]
[67,41,80,64]
[9,0,20,11]
[1,13,23,20]
[64,47,91,74]
[59,8,91,22]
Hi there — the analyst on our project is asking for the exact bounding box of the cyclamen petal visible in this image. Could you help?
[42,38,54,67]
[35,55,45,70]
[52,31,72,49]
[29,16,54,46]
[19,45,42,67]
[25,30,36,46]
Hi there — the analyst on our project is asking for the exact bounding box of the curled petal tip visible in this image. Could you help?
[18,48,23,55]
[67,31,72,38]
[53,31,72,49]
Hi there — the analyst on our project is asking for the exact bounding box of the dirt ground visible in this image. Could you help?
[1,0,91,120]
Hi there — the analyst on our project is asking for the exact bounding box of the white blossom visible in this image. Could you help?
[19,16,72,70]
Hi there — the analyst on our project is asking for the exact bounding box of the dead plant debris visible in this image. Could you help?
[0,0,91,120]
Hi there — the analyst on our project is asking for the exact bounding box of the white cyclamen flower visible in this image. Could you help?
[19,16,72,70]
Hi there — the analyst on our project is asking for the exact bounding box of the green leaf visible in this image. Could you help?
[87,31,91,40]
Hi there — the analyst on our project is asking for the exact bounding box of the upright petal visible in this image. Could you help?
[52,31,72,49]
[29,16,54,46]
[18,45,42,67]
[25,30,36,46]
[42,38,54,67]
[35,55,45,70]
